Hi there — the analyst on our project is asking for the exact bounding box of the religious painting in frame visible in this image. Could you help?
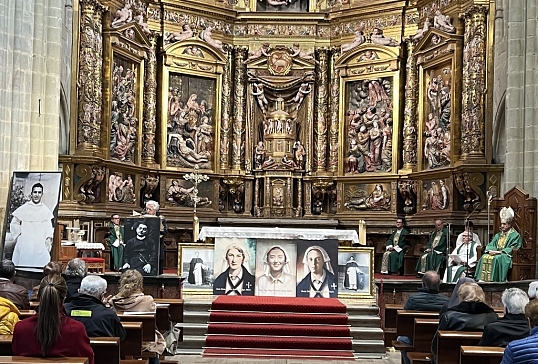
[337,246,374,298]
[1,172,62,270]
[296,239,339,298]
[256,0,309,12]
[123,216,161,276]
[179,244,215,294]
[166,73,216,170]
[254,240,297,297]
[213,237,257,296]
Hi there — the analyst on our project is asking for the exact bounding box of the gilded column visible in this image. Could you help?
[296,178,303,217]
[220,48,233,170]
[142,33,158,165]
[315,48,329,172]
[76,0,106,154]
[232,46,248,171]
[402,40,418,170]
[328,50,340,173]
[461,6,488,160]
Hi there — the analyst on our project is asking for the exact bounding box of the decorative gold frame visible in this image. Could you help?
[179,243,215,295]
[337,246,375,299]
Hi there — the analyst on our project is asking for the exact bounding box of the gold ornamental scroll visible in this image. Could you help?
[232,46,248,171]
[142,33,158,165]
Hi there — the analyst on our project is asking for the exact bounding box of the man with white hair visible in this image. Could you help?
[296,246,338,298]
[64,275,126,340]
[475,207,522,282]
[478,287,530,347]
[144,200,167,275]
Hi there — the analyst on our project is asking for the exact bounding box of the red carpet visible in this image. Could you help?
[203,296,354,360]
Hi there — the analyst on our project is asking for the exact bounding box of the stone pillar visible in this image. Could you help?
[328,50,340,173]
[460,6,488,163]
[402,41,418,171]
[75,0,106,155]
[220,48,233,170]
[142,33,158,166]
[232,46,247,171]
[314,48,329,172]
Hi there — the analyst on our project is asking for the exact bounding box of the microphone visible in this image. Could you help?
[466,202,480,224]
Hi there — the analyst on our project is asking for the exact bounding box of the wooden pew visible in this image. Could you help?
[155,305,170,333]
[0,336,12,356]
[18,311,35,320]
[436,331,483,364]
[90,337,120,364]
[460,346,504,364]
[396,310,439,338]
[412,318,438,353]
[120,322,143,358]
[117,313,155,342]
[154,299,183,324]
[0,358,88,363]
[384,304,402,346]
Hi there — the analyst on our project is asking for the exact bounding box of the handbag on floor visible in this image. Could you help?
[163,321,181,356]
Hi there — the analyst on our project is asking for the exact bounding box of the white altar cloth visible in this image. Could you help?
[199,227,361,245]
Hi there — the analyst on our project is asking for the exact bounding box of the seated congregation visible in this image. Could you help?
[0,257,170,364]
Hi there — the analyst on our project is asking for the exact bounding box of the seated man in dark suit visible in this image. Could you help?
[0,259,29,310]
[479,287,530,347]
[65,275,126,340]
[296,246,337,298]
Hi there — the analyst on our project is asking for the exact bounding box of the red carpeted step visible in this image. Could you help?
[211,295,347,313]
[207,322,350,337]
[205,334,353,350]
[209,310,349,325]
[203,347,355,360]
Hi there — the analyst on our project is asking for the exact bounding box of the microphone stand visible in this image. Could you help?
[464,203,480,277]
[443,221,451,277]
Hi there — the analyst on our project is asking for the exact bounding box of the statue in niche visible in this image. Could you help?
[341,27,366,52]
[79,166,105,203]
[281,156,297,169]
[293,141,305,169]
[110,63,137,162]
[165,24,194,44]
[273,187,284,207]
[371,28,399,47]
[312,189,323,215]
[252,83,269,114]
[413,18,432,41]
[345,184,390,211]
[140,175,159,200]
[433,10,456,33]
[254,141,266,169]
[428,180,449,210]
[292,83,311,110]
[166,179,211,207]
[111,3,133,27]
[233,185,244,213]
[108,174,135,203]
[247,43,271,62]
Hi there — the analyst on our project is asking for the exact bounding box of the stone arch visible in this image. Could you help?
[492,91,506,164]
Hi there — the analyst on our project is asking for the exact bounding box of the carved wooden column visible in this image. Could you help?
[296,177,303,217]
[328,50,340,173]
[232,46,248,171]
[314,48,329,172]
[142,33,158,166]
[76,0,106,154]
[461,6,488,163]
[402,40,418,171]
[220,48,233,170]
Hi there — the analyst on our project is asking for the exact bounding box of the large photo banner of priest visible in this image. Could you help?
[123,217,161,276]
[295,239,339,298]
[1,172,62,270]
[213,237,257,296]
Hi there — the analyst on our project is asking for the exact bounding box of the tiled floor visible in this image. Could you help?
[168,350,400,363]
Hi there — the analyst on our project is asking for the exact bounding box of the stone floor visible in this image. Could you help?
[168,350,400,363]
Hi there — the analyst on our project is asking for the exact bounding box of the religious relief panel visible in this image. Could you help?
[421,179,450,211]
[345,77,394,174]
[166,74,215,170]
[256,0,308,12]
[108,172,136,204]
[343,183,391,211]
[423,65,452,169]
[110,58,138,163]
[165,178,213,208]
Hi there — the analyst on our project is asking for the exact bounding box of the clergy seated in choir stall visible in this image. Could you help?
[255,245,296,297]
[213,245,255,296]
[296,246,338,298]
[415,219,448,276]
[455,221,482,248]
[443,231,480,283]
[475,207,522,282]
[380,218,409,275]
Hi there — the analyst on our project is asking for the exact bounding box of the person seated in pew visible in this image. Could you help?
[380,218,409,275]
[475,207,522,282]
[443,231,480,283]
[64,275,126,340]
[431,282,498,363]
[12,274,94,364]
[397,271,448,364]
[501,299,538,363]
[527,281,538,300]
[440,277,475,314]
[0,259,30,310]
[110,269,165,364]
[479,288,529,347]
[0,296,20,334]
[64,258,87,303]
[30,261,62,302]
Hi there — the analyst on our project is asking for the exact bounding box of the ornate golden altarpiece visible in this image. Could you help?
[59,0,504,257]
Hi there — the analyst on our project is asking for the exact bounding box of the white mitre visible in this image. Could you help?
[500,206,515,223]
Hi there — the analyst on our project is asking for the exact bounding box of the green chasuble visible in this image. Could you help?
[415,228,448,273]
[108,222,125,270]
[475,228,522,282]
[381,228,409,273]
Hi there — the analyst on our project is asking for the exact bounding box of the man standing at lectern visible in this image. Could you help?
[415,219,447,277]
[475,207,522,282]
[296,246,338,298]
[380,218,409,275]
[144,200,167,275]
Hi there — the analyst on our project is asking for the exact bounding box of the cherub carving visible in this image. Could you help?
[251,83,269,114]
[371,28,399,47]
[200,25,225,53]
[412,17,431,41]
[111,4,132,27]
[246,43,270,61]
[166,24,194,44]
[290,43,317,63]
[133,13,149,34]
[341,30,366,52]
[267,0,290,6]
[292,83,311,110]
[433,10,456,33]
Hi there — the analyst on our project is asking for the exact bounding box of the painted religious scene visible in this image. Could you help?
[256,0,309,12]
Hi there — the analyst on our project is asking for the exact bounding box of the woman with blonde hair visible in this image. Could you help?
[12,274,94,363]
[110,269,164,364]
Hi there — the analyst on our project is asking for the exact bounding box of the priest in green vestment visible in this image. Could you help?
[475,207,522,282]
[443,231,480,282]
[108,214,125,271]
[380,218,409,275]
[416,219,447,275]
